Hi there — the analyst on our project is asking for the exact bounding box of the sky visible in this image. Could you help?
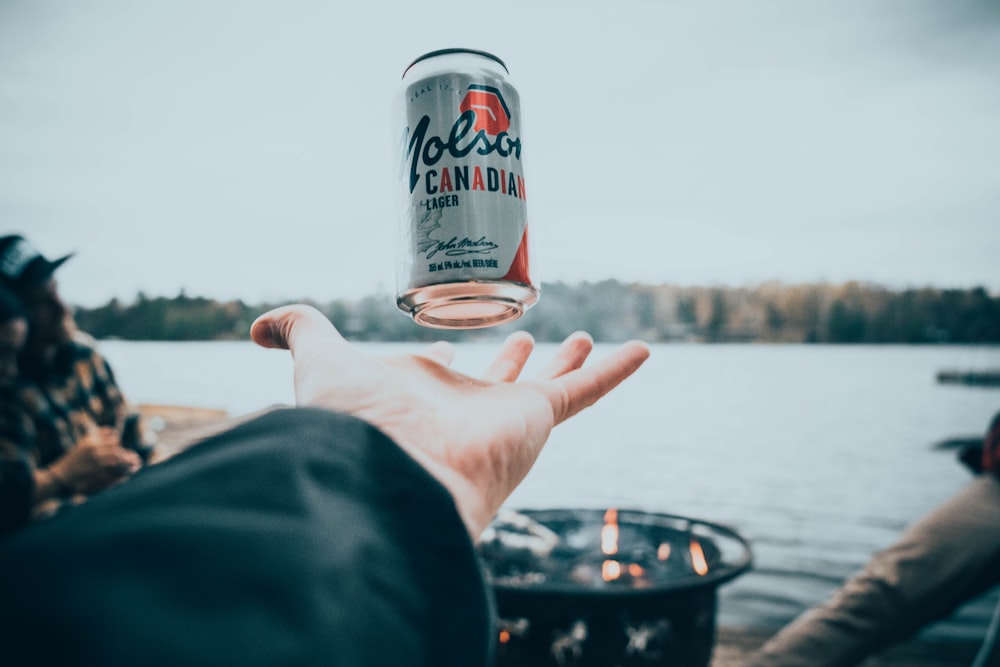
[1,0,998,307]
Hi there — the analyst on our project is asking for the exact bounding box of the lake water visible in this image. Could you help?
[100,340,1000,643]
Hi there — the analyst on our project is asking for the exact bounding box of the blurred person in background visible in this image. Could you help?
[0,234,149,534]
[750,410,1000,667]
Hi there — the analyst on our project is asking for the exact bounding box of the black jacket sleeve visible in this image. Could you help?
[0,407,495,667]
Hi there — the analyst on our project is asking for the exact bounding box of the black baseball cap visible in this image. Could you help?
[0,235,74,291]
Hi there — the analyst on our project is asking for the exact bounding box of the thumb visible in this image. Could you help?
[250,305,346,353]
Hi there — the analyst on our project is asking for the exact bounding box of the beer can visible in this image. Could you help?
[394,48,539,329]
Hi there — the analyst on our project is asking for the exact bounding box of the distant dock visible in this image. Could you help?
[936,370,1000,388]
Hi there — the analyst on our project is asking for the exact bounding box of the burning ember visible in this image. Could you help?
[601,508,621,582]
[478,508,753,667]
[601,508,619,556]
[690,538,709,576]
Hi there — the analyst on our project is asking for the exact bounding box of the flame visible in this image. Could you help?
[602,559,622,581]
[689,538,709,576]
[657,542,671,561]
[498,630,511,644]
[627,563,645,577]
[601,508,619,556]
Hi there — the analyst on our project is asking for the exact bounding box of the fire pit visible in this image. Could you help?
[477,508,753,667]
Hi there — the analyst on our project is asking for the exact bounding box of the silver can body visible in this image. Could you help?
[395,49,538,329]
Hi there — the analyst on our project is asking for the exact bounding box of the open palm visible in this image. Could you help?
[250,305,650,537]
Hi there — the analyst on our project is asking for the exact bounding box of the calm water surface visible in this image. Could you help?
[101,341,1000,642]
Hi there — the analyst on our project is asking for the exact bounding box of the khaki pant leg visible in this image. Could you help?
[749,475,1000,667]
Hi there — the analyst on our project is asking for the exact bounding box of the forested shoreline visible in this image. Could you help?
[72,280,1000,344]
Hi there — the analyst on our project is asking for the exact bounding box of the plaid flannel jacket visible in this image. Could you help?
[0,332,133,533]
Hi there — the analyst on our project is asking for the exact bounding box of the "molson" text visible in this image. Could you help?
[406,111,524,196]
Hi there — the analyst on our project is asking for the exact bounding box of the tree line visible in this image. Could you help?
[72,281,1000,344]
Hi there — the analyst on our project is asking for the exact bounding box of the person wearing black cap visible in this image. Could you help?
[0,234,148,533]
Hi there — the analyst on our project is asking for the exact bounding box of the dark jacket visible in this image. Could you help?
[0,408,494,667]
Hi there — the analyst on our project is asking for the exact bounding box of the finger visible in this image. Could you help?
[250,304,345,354]
[482,331,535,382]
[102,446,140,467]
[533,331,593,380]
[541,340,651,425]
[120,451,142,474]
[419,341,455,366]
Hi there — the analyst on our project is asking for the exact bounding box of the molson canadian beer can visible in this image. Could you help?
[395,48,538,329]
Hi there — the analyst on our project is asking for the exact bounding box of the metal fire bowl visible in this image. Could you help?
[479,508,753,622]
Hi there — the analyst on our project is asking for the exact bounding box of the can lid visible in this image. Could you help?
[403,48,509,78]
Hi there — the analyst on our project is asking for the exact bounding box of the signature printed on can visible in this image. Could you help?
[424,236,499,259]
[417,210,499,259]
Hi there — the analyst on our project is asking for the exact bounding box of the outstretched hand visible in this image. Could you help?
[250,305,650,538]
